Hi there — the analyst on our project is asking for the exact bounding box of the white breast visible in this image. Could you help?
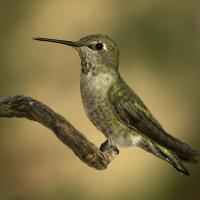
[81,71,114,96]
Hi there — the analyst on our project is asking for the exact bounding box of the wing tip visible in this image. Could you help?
[174,163,190,176]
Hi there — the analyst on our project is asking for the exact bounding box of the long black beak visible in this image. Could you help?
[33,37,82,47]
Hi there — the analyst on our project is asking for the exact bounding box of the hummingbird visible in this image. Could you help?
[33,34,199,175]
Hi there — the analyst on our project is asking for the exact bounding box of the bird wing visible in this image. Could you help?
[107,80,198,157]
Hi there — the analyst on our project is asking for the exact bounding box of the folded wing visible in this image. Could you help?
[108,80,199,157]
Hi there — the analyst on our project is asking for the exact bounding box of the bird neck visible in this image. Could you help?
[81,57,119,75]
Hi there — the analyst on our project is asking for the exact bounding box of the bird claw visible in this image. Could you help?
[100,140,119,155]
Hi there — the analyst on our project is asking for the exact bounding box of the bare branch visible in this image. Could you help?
[0,95,116,169]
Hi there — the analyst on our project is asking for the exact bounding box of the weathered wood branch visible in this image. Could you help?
[0,95,116,169]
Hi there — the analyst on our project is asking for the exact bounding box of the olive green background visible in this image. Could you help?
[0,1,199,200]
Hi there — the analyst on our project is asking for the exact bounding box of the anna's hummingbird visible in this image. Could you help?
[33,34,198,175]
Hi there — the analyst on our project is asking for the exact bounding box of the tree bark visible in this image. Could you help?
[0,95,116,170]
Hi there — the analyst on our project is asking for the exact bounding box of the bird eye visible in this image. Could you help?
[95,43,104,50]
[87,42,105,51]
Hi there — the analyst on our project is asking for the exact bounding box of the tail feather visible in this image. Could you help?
[139,139,198,176]
[156,145,190,176]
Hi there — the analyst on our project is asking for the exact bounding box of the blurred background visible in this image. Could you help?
[0,0,200,199]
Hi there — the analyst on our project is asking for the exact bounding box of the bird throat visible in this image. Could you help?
[81,58,92,74]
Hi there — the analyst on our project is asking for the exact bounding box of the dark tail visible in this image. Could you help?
[155,145,191,176]
[139,139,199,176]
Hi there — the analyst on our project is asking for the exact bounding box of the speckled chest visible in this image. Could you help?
[80,69,123,142]
[80,71,140,147]
[80,70,114,116]
[79,65,141,147]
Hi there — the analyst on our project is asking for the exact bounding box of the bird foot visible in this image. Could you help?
[100,139,119,155]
